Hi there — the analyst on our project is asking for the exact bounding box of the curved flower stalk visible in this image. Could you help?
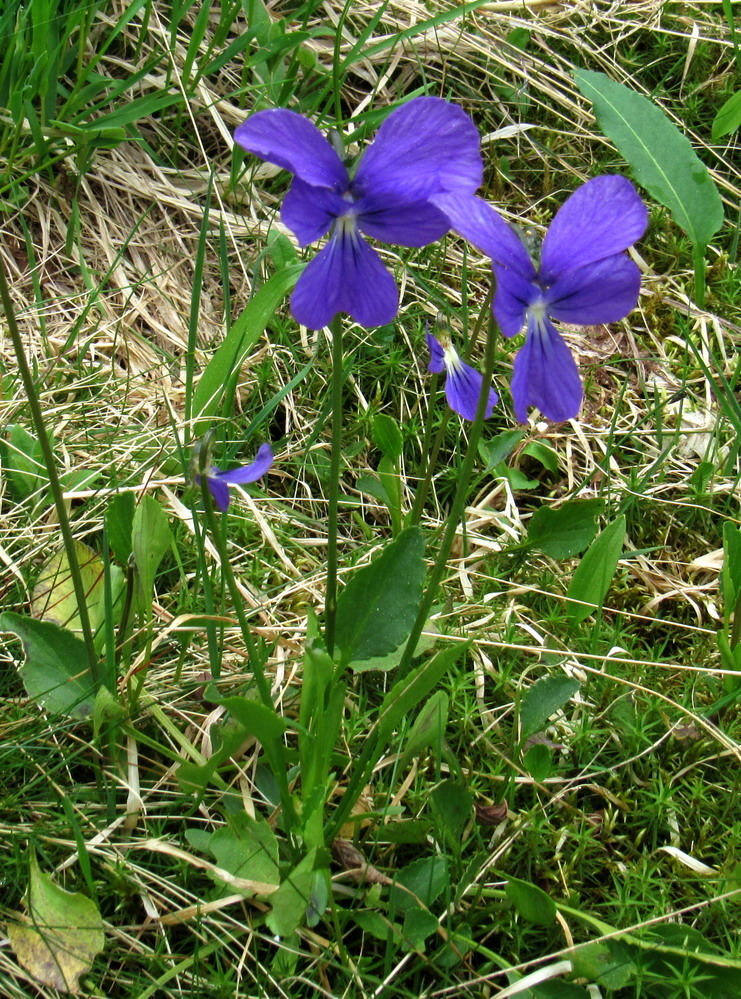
[199,443,273,512]
[235,97,483,330]
[433,176,648,422]
[426,330,498,421]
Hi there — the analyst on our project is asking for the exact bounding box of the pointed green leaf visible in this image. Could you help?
[712,90,741,141]
[389,856,449,913]
[266,848,316,937]
[566,515,626,624]
[376,642,466,744]
[722,523,741,631]
[1,612,96,718]
[527,500,603,559]
[520,675,581,741]
[372,413,403,460]
[193,264,303,434]
[505,874,556,926]
[575,69,723,248]
[131,495,172,607]
[401,689,449,766]
[335,528,425,666]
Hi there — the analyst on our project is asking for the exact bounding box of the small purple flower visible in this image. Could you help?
[427,331,498,421]
[235,98,482,330]
[433,176,648,422]
[199,443,273,512]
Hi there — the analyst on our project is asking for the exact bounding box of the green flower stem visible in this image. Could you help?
[327,316,498,841]
[409,377,448,525]
[199,478,270,704]
[396,313,498,682]
[325,314,344,656]
[0,256,100,683]
[199,477,298,829]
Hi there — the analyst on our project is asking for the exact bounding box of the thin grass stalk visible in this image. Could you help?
[0,255,100,683]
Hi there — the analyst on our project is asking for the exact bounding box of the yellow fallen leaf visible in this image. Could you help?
[8,851,104,994]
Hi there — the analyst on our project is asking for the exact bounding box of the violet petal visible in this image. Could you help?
[211,443,274,485]
[433,193,536,276]
[539,175,648,282]
[354,97,483,200]
[290,228,398,329]
[281,178,346,246]
[235,109,348,190]
[444,351,498,421]
[426,331,445,373]
[547,254,642,324]
[206,477,231,512]
[357,194,450,247]
[510,315,583,423]
[492,264,539,338]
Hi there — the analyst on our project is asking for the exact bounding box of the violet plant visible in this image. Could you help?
[235,96,487,654]
[434,175,648,422]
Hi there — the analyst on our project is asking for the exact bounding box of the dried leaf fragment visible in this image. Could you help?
[8,851,104,994]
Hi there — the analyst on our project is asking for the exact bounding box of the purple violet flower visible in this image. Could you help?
[199,443,273,512]
[426,330,498,421]
[235,98,483,330]
[433,176,648,422]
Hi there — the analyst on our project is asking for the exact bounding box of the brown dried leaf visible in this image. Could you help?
[331,839,392,885]
[475,802,508,826]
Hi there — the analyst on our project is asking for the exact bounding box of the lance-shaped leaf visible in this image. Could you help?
[575,69,723,249]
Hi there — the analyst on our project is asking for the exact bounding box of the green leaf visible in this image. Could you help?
[722,523,741,631]
[106,492,135,563]
[402,908,439,951]
[218,696,288,743]
[522,440,559,474]
[527,500,603,559]
[575,69,724,248]
[478,429,525,471]
[4,424,46,501]
[376,642,467,745]
[401,689,449,766]
[520,674,581,740]
[523,743,553,781]
[505,875,556,926]
[192,264,303,434]
[334,527,426,666]
[31,540,123,645]
[566,515,626,624]
[186,812,280,896]
[570,940,635,990]
[712,90,741,141]
[8,849,104,993]
[1,612,96,718]
[389,856,449,913]
[372,413,403,460]
[356,473,389,505]
[353,909,401,942]
[350,618,438,672]
[377,455,402,535]
[430,779,472,846]
[131,495,172,609]
[266,848,316,937]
